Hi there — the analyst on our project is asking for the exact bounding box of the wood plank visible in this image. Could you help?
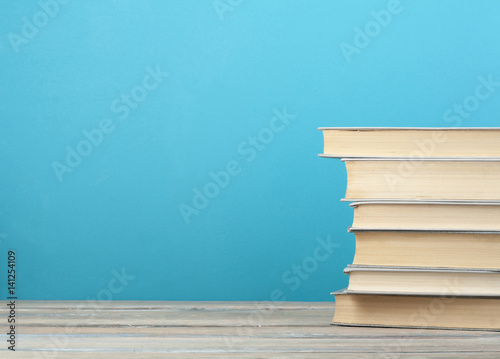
[12,300,334,310]
[14,334,500,351]
[9,354,500,359]
[1,300,499,357]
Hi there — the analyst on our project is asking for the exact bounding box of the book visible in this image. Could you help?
[349,229,500,269]
[342,158,500,201]
[344,265,500,295]
[319,127,500,158]
[332,290,500,330]
[350,201,500,231]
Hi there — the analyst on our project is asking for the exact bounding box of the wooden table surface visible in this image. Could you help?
[1,300,500,358]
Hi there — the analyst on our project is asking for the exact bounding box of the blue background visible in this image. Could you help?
[1,0,499,301]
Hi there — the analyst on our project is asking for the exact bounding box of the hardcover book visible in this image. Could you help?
[320,127,500,158]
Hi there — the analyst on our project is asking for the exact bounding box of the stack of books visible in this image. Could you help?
[319,127,500,330]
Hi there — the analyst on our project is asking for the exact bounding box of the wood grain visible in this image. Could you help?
[1,300,499,358]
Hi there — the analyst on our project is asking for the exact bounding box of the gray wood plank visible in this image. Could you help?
[1,300,499,357]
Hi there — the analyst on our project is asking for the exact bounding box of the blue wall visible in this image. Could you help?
[1,0,500,301]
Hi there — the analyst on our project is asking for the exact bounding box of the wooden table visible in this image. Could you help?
[2,300,500,358]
